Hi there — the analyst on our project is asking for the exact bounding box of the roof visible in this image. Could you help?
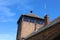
[23,13,43,19]
[25,16,60,39]
[17,13,44,24]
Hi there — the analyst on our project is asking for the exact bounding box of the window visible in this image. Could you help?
[37,20,40,24]
[30,18,34,23]
[23,17,44,24]
[23,17,28,22]
[34,19,40,24]
[34,19,44,24]
[40,20,44,24]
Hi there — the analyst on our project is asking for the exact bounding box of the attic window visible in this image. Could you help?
[40,20,44,24]
[23,17,28,22]
[34,19,44,24]
[29,18,34,23]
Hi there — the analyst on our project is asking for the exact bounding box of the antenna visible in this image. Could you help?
[44,3,49,17]
[44,3,48,16]
[44,3,47,14]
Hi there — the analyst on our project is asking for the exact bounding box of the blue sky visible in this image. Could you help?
[0,0,60,40]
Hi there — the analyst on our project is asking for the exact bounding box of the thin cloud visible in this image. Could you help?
[0,34,16,40]
[0,0,19,22]
[0,18,16,22]
[0,7,15,17]
[0,0,20,6]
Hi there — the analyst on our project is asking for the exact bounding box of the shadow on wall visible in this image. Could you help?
[53,35,60,40]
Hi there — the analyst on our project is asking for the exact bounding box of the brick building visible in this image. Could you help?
[16,11,60,40]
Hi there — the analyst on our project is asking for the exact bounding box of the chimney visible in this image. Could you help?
[44,14,50,26]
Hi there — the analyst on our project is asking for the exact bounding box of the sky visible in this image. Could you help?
[0,0,60,40]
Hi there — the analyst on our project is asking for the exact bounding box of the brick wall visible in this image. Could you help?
[16,19,22,40]
[26,22,60,40]
[21,21,43,38]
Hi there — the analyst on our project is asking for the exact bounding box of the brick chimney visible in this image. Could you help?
[44,14,50,26]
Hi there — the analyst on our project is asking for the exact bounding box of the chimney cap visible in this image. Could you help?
[44,14,49,18]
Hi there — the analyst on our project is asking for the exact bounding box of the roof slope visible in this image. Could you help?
[23,13,43,19]
[25,16,60,39]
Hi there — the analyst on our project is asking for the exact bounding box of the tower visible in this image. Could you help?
[16,11,44,40]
